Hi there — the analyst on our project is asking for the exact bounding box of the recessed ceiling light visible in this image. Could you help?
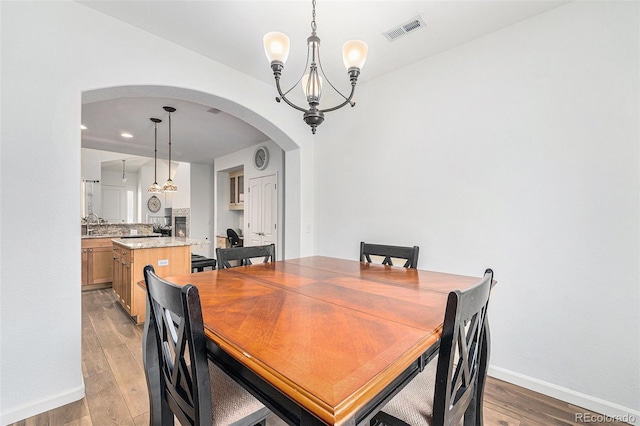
[80,124,87,130]
[121,133,133,138]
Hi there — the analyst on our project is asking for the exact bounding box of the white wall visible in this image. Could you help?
[315,1,639,419]
[81,148,129,217]
[0,2,311,424]
[190,163,215,258]
[166,162,191,209]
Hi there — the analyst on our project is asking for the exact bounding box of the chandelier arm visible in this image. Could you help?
[319,84,356,113]
[317,49,353,104]
[275,77,309,113]
[280,46,312,98]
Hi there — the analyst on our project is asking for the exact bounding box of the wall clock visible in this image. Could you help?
[147,195,161,213]
[254,146,269,170]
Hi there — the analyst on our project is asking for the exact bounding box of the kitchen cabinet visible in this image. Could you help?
[229,170,244,210]
[112,245,131,310]
[112,239,192,324]
[81,238,114,291]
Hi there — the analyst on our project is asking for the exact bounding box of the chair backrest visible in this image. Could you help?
[433,268,493,425]
[226,228,240,246]
[143,265,211,426]
[360,241,420,268]
[216,244,275,269]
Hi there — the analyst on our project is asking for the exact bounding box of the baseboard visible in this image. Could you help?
[488,366,640,426]
[0,383,85,426]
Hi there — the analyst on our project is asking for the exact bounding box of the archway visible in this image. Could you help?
[81,85,302,259]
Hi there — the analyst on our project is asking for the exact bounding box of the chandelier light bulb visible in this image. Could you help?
[302,73,323,102]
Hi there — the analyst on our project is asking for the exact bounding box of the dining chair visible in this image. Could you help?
[227,228,241,247]
[142,265,270,426]
[371,268,494,426]
[360,241,420,268]
[191,254,217,272]
[216,244,275,269]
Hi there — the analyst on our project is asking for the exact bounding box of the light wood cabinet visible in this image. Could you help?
[112,245,132,310]
[229,170,244,210]
[112,242,190,324]
[81,238,114,291]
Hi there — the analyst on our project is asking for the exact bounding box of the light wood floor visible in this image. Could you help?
[9,289,628,426]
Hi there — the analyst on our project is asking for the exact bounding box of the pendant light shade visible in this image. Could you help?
[263,32,290,64]
[148,117,163,193]
[162,106,178,193]
[342,39,368,70]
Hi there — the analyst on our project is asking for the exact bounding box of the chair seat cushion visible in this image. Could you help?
[209,361,268,426]
[379,355,437,425]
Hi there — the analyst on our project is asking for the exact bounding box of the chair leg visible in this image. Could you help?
[143,298,174,426]
[475,321,491,426]
[463,391,478,426]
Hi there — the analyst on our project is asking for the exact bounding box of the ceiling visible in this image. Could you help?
[78,1,567,164]
[82,97,270,165]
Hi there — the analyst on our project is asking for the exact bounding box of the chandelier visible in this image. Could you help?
[263,0,368,134]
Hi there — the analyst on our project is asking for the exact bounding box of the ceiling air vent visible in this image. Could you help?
[383,16,426,42]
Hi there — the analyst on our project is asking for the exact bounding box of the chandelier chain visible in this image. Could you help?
[311,0,317,35]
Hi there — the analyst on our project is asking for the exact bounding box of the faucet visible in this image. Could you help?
[86,213,99,235]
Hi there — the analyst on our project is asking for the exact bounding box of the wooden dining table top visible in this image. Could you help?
[163,256,482,425]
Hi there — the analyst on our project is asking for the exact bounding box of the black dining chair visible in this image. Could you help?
[191,254,217,272]
[142,265,270,426]
[216,244,275,269]
[227,228,241,247]
[370,269,494,426]
[360,241,420,269]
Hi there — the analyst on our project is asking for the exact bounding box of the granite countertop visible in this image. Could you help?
[112,237,210,249]
[82,233,163,239]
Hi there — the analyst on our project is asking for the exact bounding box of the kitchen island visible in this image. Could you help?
[112,237,208,324]
[81,233,162,291]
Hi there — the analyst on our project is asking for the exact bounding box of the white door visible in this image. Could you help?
[248,174,278,252]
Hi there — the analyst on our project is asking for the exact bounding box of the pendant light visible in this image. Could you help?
[162,106,178,193]
[120,159,128,183]
[148,117,163,193]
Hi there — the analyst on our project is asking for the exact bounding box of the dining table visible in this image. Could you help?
[146,256,489,426]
